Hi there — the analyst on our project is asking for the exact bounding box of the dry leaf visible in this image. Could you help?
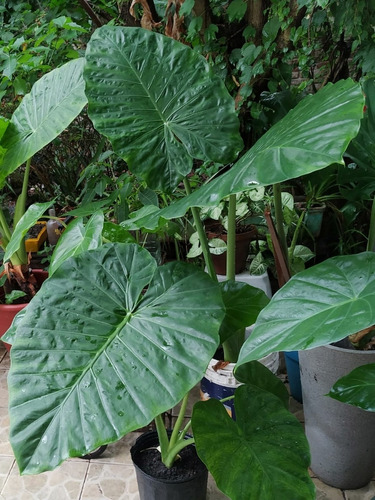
[130,0,161,30]
[165,0,185,40]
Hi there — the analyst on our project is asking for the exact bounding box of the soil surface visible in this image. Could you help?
[27,223,45,238]
[133,445,206,481]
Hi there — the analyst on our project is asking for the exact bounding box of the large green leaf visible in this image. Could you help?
[0,58,87,183]
[120,79,363,229]
[192,386,314,500]
[48,212,104,276]
[219,280,269,343]
[236,252,375,368]
[3,201,54,263]
[235,361,290,409]
[328,363,375,411]
[8,243,224,474]
[83,26,243,192]
[0,117,9,181]
[342,77,375,200]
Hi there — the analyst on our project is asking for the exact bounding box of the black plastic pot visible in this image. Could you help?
[130,431,208,500]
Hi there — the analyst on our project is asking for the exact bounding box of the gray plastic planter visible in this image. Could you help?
[299,343,375,489]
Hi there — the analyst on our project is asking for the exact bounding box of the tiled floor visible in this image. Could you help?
[1,343,374,500]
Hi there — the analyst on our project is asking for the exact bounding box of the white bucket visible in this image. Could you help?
[216,270,272,298]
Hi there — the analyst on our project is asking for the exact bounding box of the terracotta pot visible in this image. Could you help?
[207,228,257,276]
[0,269,48,352]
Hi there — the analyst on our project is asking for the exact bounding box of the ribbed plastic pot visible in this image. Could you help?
[131,431,208,500]
[299,344,375,489]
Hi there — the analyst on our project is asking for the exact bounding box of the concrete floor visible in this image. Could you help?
[1,343,374,499]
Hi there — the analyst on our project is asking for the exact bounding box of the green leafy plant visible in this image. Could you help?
[0,57,87,300]
[187,187,265,259]
[0,1,89,105]
[3,26,365,500]
[238,78,375,411]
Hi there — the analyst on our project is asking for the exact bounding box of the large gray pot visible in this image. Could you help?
[299,343,375,489]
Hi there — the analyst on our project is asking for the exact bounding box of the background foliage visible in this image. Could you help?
[1,0,374,257]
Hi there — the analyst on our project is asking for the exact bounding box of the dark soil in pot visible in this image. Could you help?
[26,223,45,238]
[134,444,204,481]
[131,430,208,500]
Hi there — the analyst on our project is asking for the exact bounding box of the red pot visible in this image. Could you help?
[0,269,48,352]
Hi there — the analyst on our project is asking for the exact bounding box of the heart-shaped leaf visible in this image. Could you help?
[235,361,289,409]
[219,280,269,343]
[84,26,243,192]
[0,58,87,183]
[237,252,375,368]
[8,243,224,474]
[125,79,363,228]
[192,385,314,500]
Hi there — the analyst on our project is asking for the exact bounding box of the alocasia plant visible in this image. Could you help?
[3,26,366,500]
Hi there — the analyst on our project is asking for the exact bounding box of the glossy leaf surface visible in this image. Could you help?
[237,252,375,368]
[0,58,87,183]
[192,386,314,500]
[235,361,289,409]
[119,79,363,229]
[328,363,375,411]
[84,26,243,191]
[8,243,224,474]
[343,77,375,200]
[219,280,269,343]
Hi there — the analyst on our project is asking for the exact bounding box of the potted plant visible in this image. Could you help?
[0,57,88,347]
[236,77,375,490]
[187,189,265,275]
[3,27,365,500]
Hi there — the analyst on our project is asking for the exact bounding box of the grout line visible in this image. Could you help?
[0,458,16,496]
[77,460,90,500]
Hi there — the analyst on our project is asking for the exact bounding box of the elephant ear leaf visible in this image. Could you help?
[83,26,243,192]
[237,252,375,367]
[140,78,364,221]
[0,58,87,184]
[192,385,314,500]
[8,243,224,474]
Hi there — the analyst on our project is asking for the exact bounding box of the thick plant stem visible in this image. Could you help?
[223,194,243,362]
[155,414,170,464]
[169,393,189,449]
[288,210,305,269]
[183,178,217,281]
[4,158,32,267]
[367,196,375,252]
[273,183,289,273]
[226,194,236,281]
[14,158,31,228]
